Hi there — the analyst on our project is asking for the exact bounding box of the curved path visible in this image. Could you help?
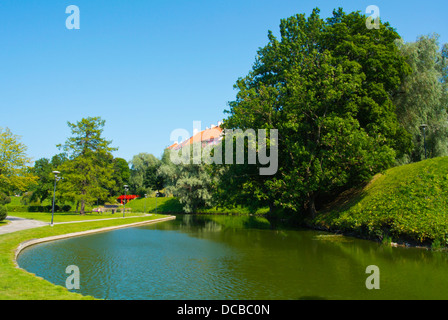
[0,214,158,235]
[0,216,48,235]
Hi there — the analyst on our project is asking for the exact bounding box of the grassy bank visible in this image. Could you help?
[0,214,170,300]
[125,197,184,213]
[313,157,448,248]
[125,197,270,215]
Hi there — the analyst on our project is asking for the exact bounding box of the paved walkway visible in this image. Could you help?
[0,216,48,235]
[0,214,155,235]
[52,214,153,225]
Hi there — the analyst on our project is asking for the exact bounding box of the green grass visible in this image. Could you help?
[313,157,448,247]
[9,211,147,223]
[125,197,270,215]
[0,220,9,226]
[125,197,184,213]
[8,196,25,206]
[8,194,269,217]
[0,213,170,300]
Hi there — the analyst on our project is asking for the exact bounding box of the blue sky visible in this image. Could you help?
[0,0,447,163]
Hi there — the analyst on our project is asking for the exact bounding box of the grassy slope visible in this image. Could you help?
[125,197,269,215]
[0,214,169,300]
[125,197,184,213]
[313,157,448,246]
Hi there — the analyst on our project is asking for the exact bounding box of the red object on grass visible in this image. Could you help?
[117,194,139,204]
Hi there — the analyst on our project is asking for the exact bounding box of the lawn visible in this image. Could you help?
[125,196,184,213]
[9,211,147,223]
[0,213,171,300]
[126,196,270,215]
[0,220,9,227]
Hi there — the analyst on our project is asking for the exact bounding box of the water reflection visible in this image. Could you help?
[17,214,448,300]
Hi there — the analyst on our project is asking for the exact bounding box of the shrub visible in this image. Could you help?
[20,192,33,205]
[28,205,59,212]
[0,205,7,221]
[62,205,72,212]
[5,205,28,212]
[0,193,11,205]
[27,206,41,212]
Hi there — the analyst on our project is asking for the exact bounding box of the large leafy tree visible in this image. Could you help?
[129,152,163,196]
[394,34,448,162]
[51,153,68,168]
[0,127,37,194]
[108,157,131,197]
[29,158,53,203]
[57,117,117,215]
[221,8,411,218]
[28,154,68,204]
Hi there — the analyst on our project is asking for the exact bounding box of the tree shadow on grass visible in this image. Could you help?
[153,198,184,213]
[315,177,378,224]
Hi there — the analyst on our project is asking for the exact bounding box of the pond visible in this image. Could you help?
[17,214,448,300]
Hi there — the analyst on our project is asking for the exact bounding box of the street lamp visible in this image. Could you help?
[144,194,147,214]
[51,171,61,226]
[123,185,129,218]
[420,124,428,160]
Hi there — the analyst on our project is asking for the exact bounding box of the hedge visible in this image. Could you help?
[6,205,71,213]
[5,205,28,213]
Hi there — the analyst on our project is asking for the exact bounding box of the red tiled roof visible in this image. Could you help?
[187,126,222,145]
[168,126,223,149]
[167,142,178,150]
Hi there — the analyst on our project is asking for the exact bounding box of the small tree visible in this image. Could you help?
[0,192,11,206]
[107,157,131,198]
[0,205,7,221]
[0,205,8,221]
[29,158,54,203]
[158,146,216,213]
[129,153,160,194]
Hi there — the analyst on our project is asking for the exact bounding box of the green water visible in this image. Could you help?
[17,215,448,300]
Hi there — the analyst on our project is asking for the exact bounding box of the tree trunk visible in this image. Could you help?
[269,202,276,216]
[79,186,87,215]
[75,201,79,214]
[308,193,317,219]
[80,199,86,215]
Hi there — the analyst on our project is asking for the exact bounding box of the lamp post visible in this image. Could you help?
[123,185,129,218]
[51,171,61,227]
[420,124,428,160]
[144,194,147,214]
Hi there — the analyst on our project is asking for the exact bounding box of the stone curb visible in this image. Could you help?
[14,215,176,267]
